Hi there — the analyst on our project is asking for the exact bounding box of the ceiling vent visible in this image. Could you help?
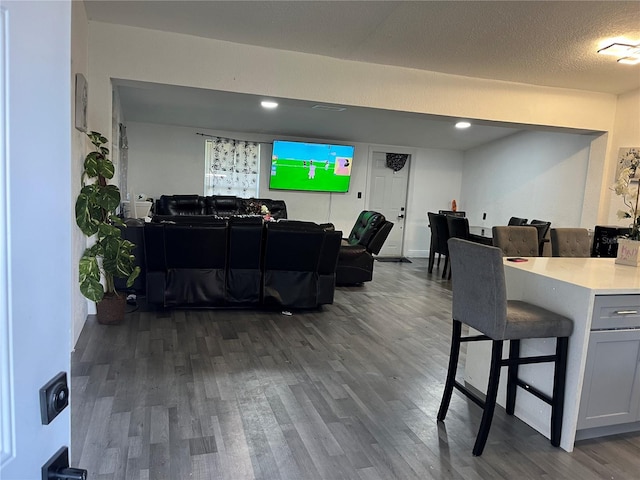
[312,104,347,112]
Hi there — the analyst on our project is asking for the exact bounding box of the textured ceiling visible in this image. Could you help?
[86,0,640,94]
[86,1,636,149]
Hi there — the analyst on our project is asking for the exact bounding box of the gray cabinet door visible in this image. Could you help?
[577,328,640,429]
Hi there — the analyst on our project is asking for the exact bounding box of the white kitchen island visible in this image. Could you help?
[464,257,640,452]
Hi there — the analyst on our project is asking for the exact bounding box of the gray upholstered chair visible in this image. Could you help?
[438,238,573,456]
[492,225,539,256]
[550,228,591,257]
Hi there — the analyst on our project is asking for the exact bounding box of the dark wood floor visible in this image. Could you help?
[71,258,640,479]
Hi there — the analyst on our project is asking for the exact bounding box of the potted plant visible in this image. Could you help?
[75,131,140,323]
[613,147,640,266]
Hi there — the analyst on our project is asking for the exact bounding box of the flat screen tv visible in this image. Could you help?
[269,140,354,193]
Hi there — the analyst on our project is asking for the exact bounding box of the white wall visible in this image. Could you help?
[126,122,371,233]
[125,121,464,255]
[71,1,89,344]
[605,89,640,226]
[461,131,594,228]
[405,148,464,257]
[87,22,618,139]
[127,123,210,198]
[87,22,640,231]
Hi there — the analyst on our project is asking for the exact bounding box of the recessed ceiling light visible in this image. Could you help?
[597,39,640,64]
[455,121,471,129]
[619,56,640,65]
[312,104,347,112]
[261,101,278,109]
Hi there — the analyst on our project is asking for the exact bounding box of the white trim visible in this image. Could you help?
[0,6,15,467]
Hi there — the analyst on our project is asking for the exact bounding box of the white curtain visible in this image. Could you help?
[204,137,259,197]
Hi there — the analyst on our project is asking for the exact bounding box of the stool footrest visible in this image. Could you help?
[513,379,553,405]
[500,354,557,367]
[461,334,491,343]
[453,380,485,409]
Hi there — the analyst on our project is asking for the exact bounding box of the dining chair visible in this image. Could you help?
[446,215,470,240]
[529,219,551,256]
[492,226,539,256]
[439,210,466,217]
[508,216,528,226]
[427,212,451,278]
[438,238,573,455]
[550,228,591,257]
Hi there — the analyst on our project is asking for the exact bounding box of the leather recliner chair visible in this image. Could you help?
[336,211,393,285]
[155,194,205,216]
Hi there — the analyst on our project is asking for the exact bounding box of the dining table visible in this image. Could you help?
[468,225,493,245]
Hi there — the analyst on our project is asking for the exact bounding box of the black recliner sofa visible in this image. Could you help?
[144,219,341,309]
[336,211,393,285]
[153,194,288,221]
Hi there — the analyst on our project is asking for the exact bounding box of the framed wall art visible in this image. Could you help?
[74,73,87,132]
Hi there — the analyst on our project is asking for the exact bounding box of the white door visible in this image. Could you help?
[368,150,410,257]
[1,2,73,478]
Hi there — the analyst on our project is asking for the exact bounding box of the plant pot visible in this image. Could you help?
[615,238,640,266]
[96,292,126,325]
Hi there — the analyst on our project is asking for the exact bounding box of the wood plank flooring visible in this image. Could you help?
[71,258,640,479]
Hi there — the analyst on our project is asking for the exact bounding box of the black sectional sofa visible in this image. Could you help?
[144,217,342,309]
[153,194,288,221]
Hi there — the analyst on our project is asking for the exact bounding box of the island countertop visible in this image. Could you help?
[502,256,640,294]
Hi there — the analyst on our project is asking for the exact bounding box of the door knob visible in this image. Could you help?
[42,447,87,480]
[398,214,405,219]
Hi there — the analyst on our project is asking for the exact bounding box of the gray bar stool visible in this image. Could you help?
[437,238,573,456]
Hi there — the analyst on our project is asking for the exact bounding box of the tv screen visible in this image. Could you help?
[269,140,354,193]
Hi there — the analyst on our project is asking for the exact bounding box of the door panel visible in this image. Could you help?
[1,1,73,478]
[577,329,640,429]
[368,151,410,257]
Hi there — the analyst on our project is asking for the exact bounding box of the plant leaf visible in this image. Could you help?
[98,158,115,179]
[75,193,99,236]
[80,276,104,302]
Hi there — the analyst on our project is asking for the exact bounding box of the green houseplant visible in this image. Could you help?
[75,131,140,323]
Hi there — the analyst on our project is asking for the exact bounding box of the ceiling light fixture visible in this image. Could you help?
[455,121,471,129]
[261,101,278,109]
[597,40,640,65]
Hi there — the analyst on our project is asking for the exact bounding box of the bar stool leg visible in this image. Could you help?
[506,339,521,415]
[437,320,462,421]
[550,336,569,447]
[473,340,503,456]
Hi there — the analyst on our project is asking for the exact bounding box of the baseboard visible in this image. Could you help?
[405,249,429,258]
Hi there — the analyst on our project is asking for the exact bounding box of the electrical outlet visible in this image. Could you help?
[40,372,68,425]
